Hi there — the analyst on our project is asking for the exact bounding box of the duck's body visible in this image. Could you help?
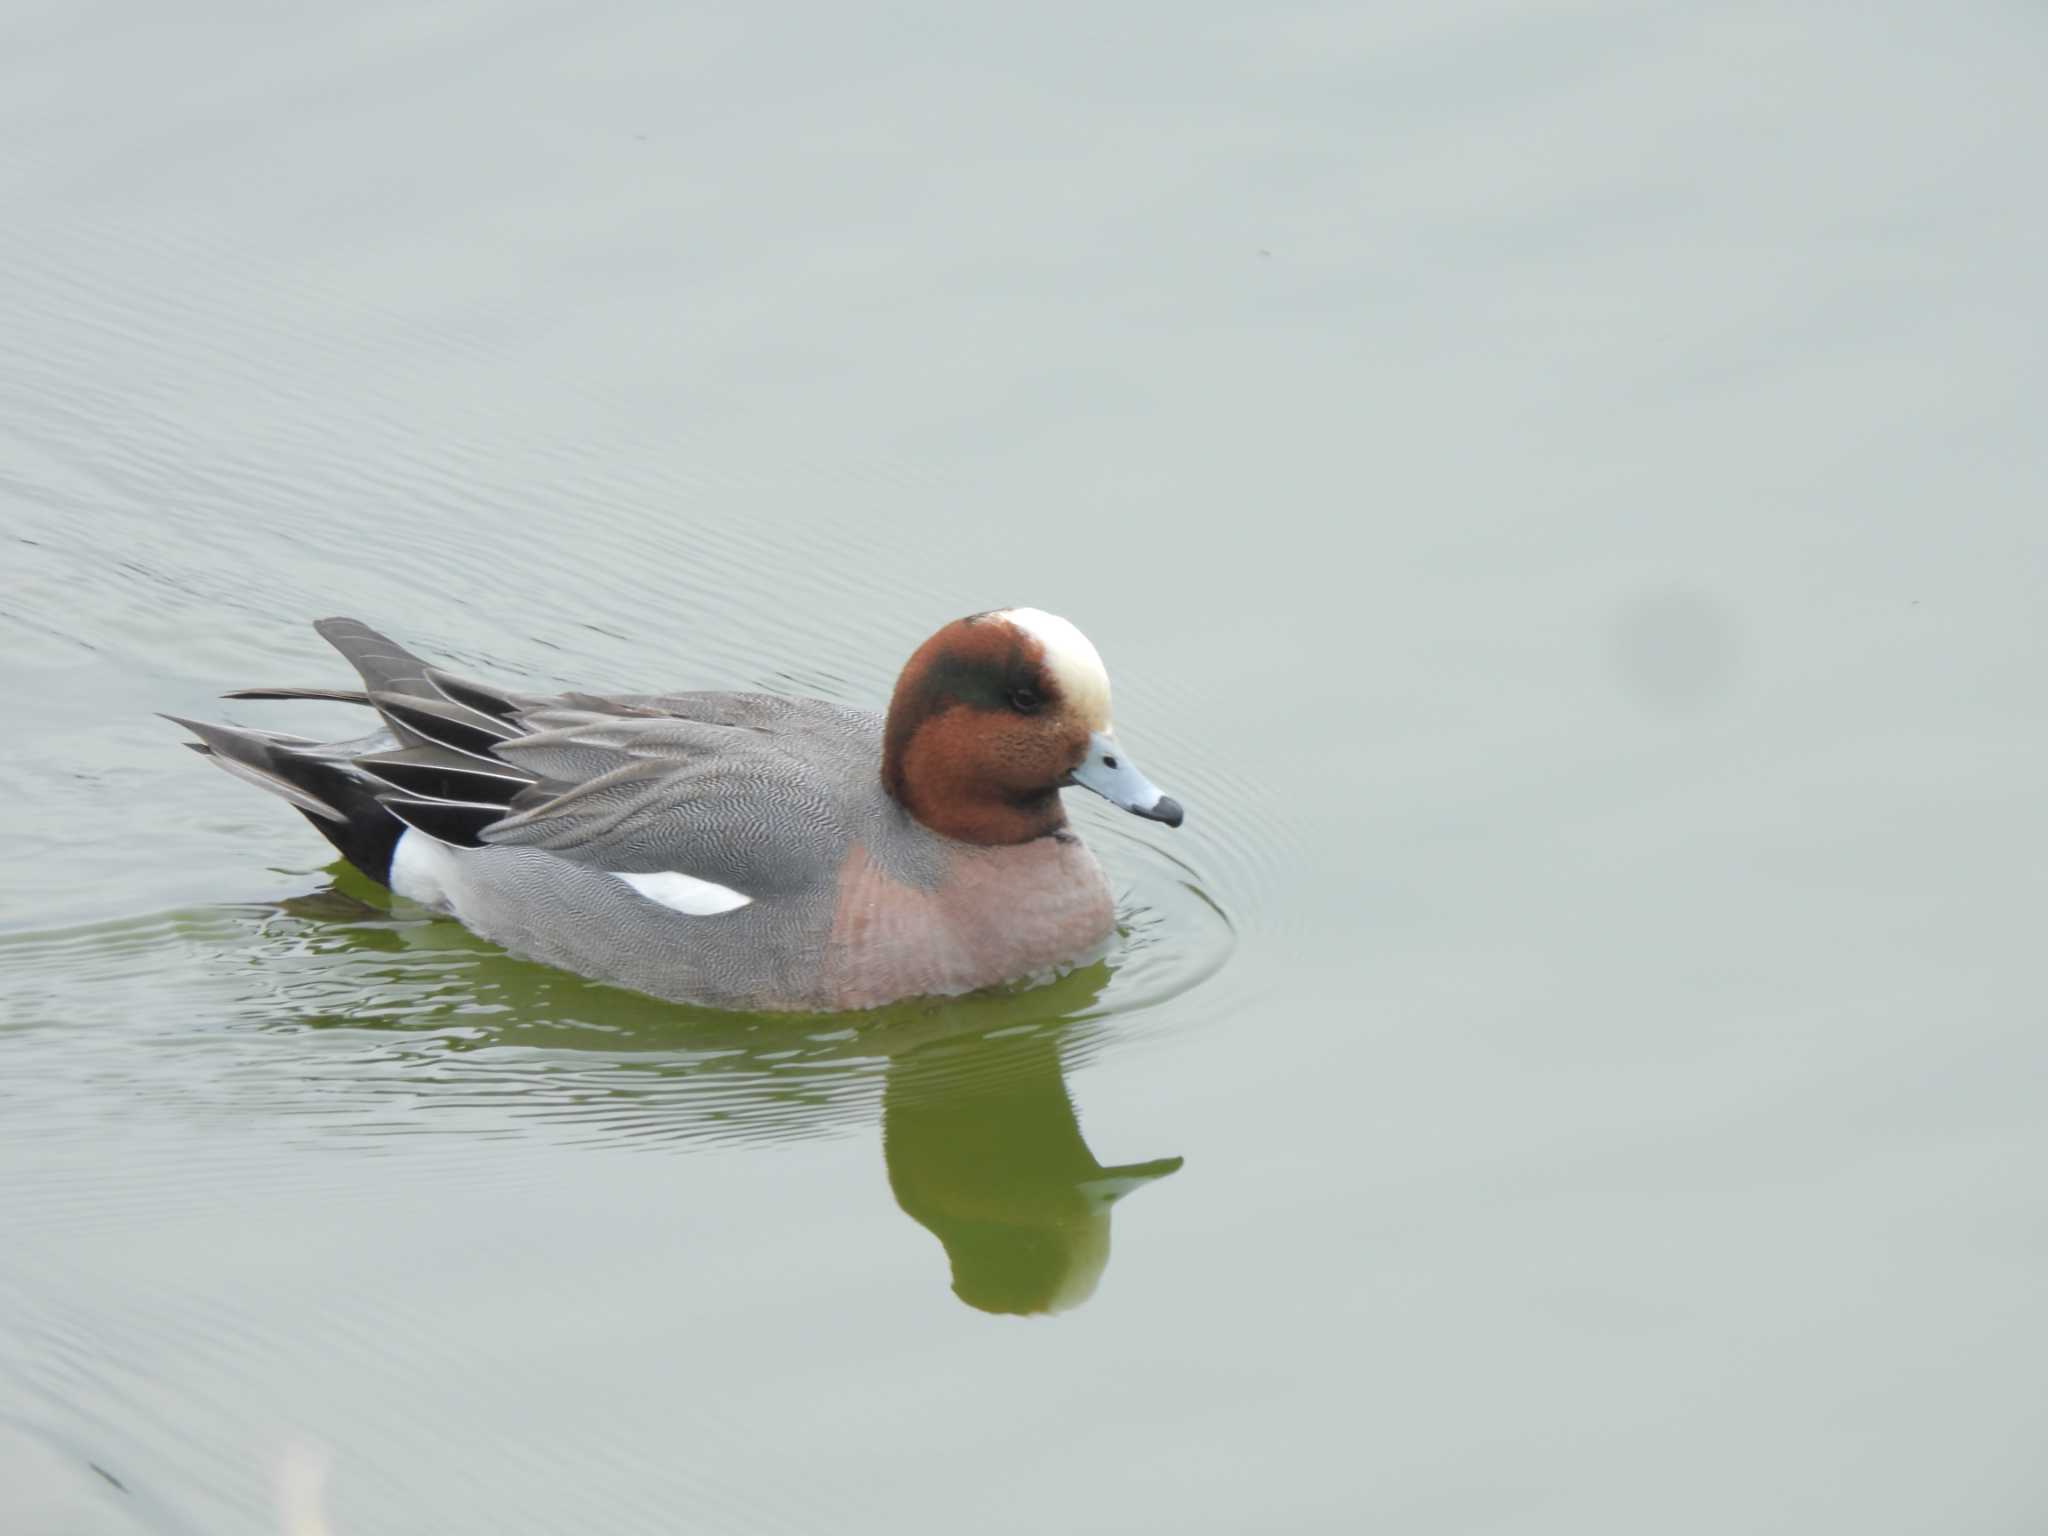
[373,688,1118,1011]
[170,611,1180,1012]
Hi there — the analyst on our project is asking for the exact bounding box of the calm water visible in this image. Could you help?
[5,3,2047,1531]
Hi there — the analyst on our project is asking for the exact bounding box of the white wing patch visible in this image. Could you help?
[612,869,753,916]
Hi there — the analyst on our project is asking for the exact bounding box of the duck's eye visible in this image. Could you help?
[1008,686,1042,714]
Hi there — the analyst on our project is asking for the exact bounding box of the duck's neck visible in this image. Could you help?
[883,738,1067,846]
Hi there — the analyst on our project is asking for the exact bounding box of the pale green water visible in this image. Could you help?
[5,3,2048,1532]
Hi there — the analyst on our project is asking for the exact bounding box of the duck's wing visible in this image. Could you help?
[280,618,877,899]
[479,705,867,899]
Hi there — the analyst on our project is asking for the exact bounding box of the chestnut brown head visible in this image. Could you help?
[881,608,1182,846]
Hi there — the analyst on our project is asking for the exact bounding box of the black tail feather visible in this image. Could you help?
[172,618,548,885]
[425,668,522,721]
[354,747,533,805]
[377,796,510,847]
[221,687,374,706]
[167,714,407,881]
[371,691,517,760]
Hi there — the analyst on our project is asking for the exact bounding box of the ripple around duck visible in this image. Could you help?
[0,813,1237,1157]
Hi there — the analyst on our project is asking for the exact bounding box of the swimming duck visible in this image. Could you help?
[168,610,1182,1011]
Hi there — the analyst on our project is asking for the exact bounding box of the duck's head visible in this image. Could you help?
[882,608,1183,847]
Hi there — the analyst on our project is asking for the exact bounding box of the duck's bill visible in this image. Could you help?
[1069,731,1184,827]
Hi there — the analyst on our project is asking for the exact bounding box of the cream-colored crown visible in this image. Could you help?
[996,608,1112,730]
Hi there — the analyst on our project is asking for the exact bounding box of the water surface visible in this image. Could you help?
[5,3,2047,1531]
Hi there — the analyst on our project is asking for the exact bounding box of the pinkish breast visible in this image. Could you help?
[822,836,1116,1010]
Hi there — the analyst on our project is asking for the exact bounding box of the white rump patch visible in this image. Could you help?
[389,828,457,913]
[612,869,753,916]
[997,607,1112,730]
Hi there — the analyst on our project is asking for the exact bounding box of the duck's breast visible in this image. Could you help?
[823,833,1115,1010]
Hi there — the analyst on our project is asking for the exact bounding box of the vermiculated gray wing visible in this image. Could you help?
[480,700,880,897]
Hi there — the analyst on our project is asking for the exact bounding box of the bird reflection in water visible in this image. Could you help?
[885,1029,1181,1315]
[263,879,1184,1315]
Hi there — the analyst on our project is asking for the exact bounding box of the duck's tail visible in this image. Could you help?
[164,714,410,881]
[167,618,544,885]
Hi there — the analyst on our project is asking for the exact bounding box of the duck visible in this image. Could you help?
[167,609,1183,1012]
